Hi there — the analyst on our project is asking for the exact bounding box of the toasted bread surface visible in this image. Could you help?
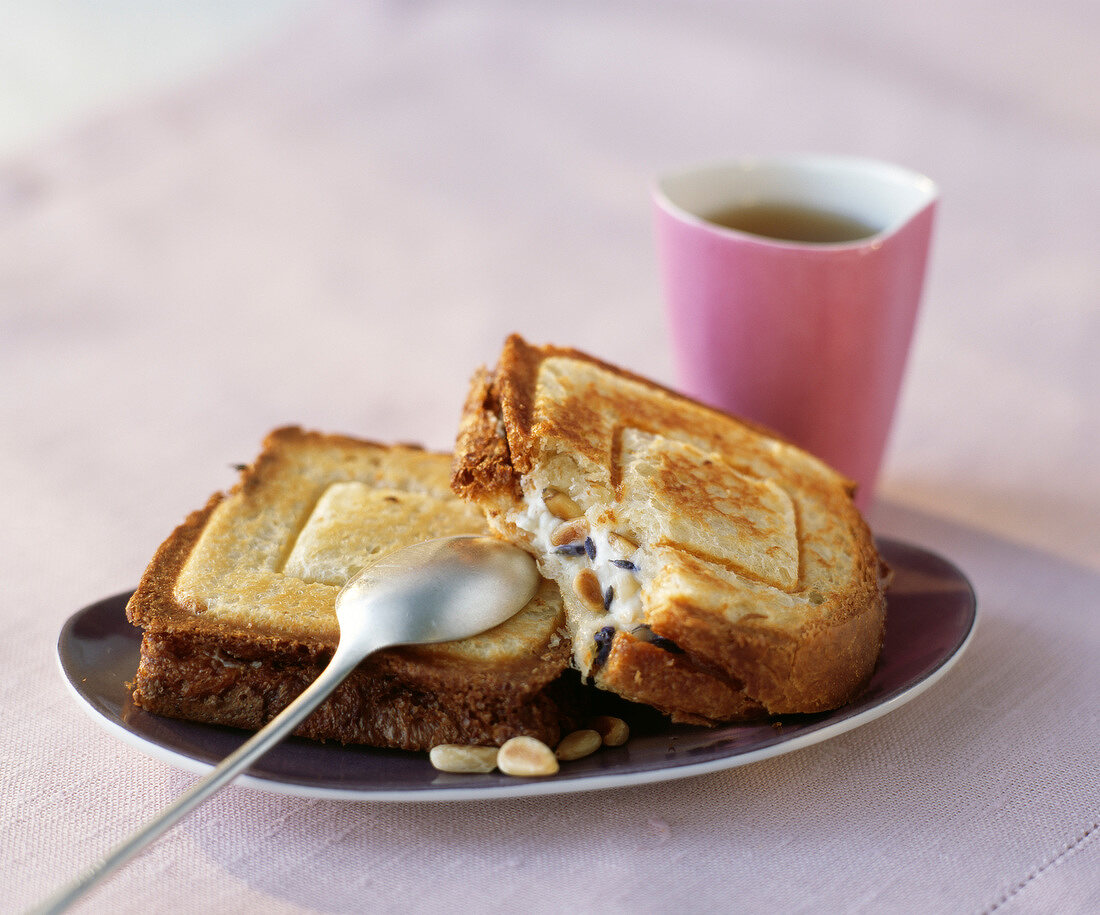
[452,336,886,722]
[127,427,576,750]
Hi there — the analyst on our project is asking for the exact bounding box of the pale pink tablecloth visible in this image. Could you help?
[2,2,1098,912]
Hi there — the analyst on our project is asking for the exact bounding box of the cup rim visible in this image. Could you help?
[653,153,938,250]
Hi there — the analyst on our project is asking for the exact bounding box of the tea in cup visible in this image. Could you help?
[653,154,937,506]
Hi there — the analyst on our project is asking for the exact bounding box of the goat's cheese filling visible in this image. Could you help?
[513,486,646,669]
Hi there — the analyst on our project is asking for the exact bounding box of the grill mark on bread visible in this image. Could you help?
[542,392,611,470]
[790,482,806,591]
[652,538,800,593]
[609,423,626,494]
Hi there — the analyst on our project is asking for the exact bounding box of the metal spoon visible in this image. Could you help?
[39,535,538,914]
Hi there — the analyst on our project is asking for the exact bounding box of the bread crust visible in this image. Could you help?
[453,369,523,502]
[127,426,580,750]
[451,336,886,722]
[600,633,765,724]
[133,630,576,749]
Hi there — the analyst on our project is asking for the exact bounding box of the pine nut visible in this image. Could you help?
[555,729,602,761]
[497,736,559,777]
[428,745,499,773]
[607,532,638,554]
[574,569,604,612]
[591,715,630,746]
[550,518,590,547]
[542,487,583,520]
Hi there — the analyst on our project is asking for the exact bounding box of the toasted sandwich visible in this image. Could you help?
[451,335,887,724]
[127,426,578,751]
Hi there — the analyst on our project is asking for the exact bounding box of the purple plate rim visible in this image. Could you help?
[56,537,977,802]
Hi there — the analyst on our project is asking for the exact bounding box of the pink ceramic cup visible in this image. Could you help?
[653,154,937,507]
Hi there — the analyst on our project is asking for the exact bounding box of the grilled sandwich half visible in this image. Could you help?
[127,426,578,750]
[451,335,886,724]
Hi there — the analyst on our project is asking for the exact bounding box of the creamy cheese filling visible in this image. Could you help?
[513,486,647,669]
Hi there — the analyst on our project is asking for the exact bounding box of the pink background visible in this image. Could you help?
[2,2,1097,912]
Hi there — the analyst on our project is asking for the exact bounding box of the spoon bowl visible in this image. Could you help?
[39,535,538,914]
[337,535,540,648]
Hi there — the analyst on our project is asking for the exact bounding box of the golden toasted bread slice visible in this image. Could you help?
[451,336,886,724]
[127,427,577,751]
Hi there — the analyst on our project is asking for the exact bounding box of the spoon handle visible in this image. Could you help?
[36,640,372,914]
